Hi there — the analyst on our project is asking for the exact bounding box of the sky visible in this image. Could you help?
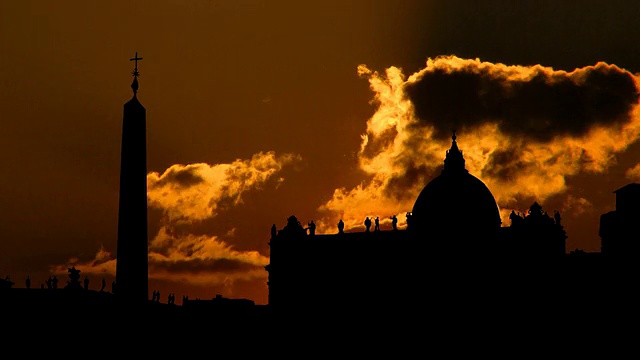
[2,0,640,305]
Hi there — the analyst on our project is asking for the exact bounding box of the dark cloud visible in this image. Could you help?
[360,128,398,160]
[150,166,205,189]
[383,161,433,201]
[404,59,638,142]
[483,146,530,181]
[150,257,262,275]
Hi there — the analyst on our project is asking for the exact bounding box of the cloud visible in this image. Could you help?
[55,151,299,289]
[318,56,640,232]
[147,226,269,286]
[405,57,638,141]
[52,231,270,288]
[625,163,640,181]
[144,150,299,287]
[50,246,116,277]
[147,151,301,223]
[562,196,593,218]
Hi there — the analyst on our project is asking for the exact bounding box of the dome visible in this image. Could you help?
[411,132,501,247]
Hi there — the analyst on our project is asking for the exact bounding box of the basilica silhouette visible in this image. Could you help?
[266,134,640,327]
[268,134,562,317]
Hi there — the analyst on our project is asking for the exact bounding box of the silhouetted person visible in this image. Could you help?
[337,219,345,234]
[83,276,89,290]
[308,220,316,236]
[25,276,31,289]
[374,217,380,231]
[46,276,52,289]
[390,215,398,230]
[156,290,160,302]
[100,278,106,292]
[271,224,277,238]
[554,210,562,225]
[152,290,157,301]
[52,275,58,289]
[364,217,372,232]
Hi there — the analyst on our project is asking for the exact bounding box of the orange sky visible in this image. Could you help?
[2,0,640,305]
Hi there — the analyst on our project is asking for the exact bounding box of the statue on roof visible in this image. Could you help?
[65,266,83,290]
[307,220,316,236]
[554,210,562,226]
[0,276,15,290]
[510,210,524,226]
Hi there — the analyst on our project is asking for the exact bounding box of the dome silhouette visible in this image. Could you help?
[411,132,501,251]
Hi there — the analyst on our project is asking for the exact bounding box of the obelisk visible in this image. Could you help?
[115,52,148,304]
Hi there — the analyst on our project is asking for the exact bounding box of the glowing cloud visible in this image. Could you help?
[147,151,301,224]
[50,246,116,277]
[625,163,640,181]
[147,226,269,286]
[319,55,640,232]
[57,151,299,290]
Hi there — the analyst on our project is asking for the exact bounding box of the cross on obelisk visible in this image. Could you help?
[130,52,143,77]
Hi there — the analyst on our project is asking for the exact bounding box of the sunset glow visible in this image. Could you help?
[3,1,640,305]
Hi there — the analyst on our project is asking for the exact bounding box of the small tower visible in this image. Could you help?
[115,52,149,304]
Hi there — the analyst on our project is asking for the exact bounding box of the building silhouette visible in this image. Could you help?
[264,132,637,324]
[115,52,149,304]
[600,183,640,256]
[597,183,640,296]
[2,61,640,347]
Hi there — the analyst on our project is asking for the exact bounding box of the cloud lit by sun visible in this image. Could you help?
[56,151,300,288]
[317,55,640,233]
[147,152,301,223]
